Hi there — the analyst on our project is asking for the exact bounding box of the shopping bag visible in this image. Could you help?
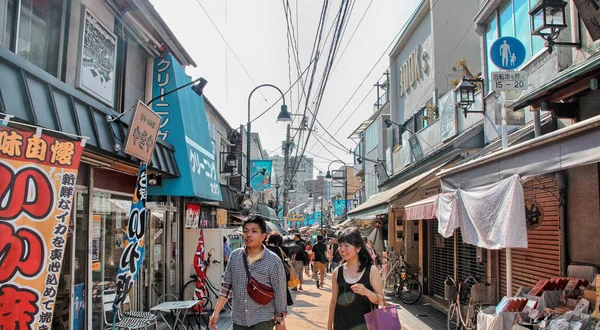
[364,306,402,330]
[288,277,300,288]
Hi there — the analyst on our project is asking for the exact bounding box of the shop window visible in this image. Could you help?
[0,0,16,48]
[15,0,66,77]
[484,0,546,92]
[90,191,132,329]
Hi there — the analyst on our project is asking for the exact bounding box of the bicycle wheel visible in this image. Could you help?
[398,278,422,304]
[181,280,208,302]
[447,303,459,330]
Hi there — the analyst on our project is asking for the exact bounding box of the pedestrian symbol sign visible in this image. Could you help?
[490,37,526,70]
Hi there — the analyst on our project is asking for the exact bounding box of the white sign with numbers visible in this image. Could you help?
[491,71,528,91]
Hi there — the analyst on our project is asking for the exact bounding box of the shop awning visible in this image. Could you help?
[403,195,440,220]
[0,48,179,176]
[439,115,600,191]
[332,218,355,229]
[348,163,446,217]
[147,54,222,201]
[509,52,600,110]
[347,204,388,220]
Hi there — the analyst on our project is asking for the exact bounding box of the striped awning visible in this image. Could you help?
[403,195,440,220]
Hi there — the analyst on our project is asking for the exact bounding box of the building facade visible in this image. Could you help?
[0,0,227,328]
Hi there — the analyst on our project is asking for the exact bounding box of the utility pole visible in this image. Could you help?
[344,166,348,219]
[282,124,291,231]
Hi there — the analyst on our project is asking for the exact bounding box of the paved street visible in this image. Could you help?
[160,271,448,329]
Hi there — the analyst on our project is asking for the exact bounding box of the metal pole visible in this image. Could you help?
[282,124,291,230]
[246,84,287,191]
[320,194,324,235]
[344,167,348,220]
[500,91,513,297]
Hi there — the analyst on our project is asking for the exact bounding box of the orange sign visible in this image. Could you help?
[0,126,83,330]
[124,100,161,162]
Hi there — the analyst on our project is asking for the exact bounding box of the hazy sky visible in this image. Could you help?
[150,0,420,175]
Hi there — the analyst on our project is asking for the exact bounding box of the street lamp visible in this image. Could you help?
[454,77,485,118]
[529,0,580,53]
[325,160,349,220]
[246,84,290,192]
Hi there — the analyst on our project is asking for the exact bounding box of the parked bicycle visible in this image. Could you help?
[394,261,422,304]
[446,275,494,330]
[383,255,403,292]
[180,248,233,311]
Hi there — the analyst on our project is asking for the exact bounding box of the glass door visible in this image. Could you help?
[149,209,166,307]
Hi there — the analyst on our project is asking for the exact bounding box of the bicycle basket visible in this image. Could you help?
[470,283,493,304]
[405,263,421,277]
[444,279,457,302]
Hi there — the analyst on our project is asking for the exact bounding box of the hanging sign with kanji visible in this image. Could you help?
[0,126,83,330]
[123,101,161,163]
[113,163,147,312]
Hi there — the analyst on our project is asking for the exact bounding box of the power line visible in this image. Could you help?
[194,0,268,102]
[331,0,374,71]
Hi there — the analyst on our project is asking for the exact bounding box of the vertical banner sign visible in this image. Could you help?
[334,200,346,217]
[0,127,83,330]
[113,163,147,312]
[250,160,273,191]
[193,225,206,311]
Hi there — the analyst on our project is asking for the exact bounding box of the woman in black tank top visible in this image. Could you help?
[327,228,385,330]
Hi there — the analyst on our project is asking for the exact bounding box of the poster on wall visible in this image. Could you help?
[72,283,85,330]
[112,164,148,312]
[250,160,273,191]
[77,8,117,106]
[185,203,200,228]
[0,126,83,329]
[334,200,346,217]
[402,131,413,166]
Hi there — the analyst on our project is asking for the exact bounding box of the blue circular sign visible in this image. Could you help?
[490,37,526,70]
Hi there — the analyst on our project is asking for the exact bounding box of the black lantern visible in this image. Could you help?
[529,0,567,37]
[325,170,332,180]
[276,104,292,122]
[454,79,476,109]
[454,78,485,118]
[529,0,580,52]
[221,152,237,174]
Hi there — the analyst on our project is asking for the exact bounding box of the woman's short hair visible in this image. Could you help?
[267,232,283,246]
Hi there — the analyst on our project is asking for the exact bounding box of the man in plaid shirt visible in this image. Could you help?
[209,215,287,330]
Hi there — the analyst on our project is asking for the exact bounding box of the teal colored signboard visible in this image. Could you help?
[250,160,272,191]
[334,199,346,217]
[148,55,221,201]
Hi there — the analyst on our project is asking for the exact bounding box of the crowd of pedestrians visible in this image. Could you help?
[209,214,384,330]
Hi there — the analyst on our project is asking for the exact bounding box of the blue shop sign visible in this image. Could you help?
[148,55,222,201]
[490,37,526,70]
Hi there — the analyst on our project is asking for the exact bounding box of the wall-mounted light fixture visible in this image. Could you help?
[529,0,581,54]
[454,77,485,118]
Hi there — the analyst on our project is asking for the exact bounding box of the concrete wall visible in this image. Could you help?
[566,165,600,265]
[392,11,434,125]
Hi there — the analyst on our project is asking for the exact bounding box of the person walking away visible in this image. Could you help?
[328,238,342,272]
[305,240,314,277]
[266,232,294,306]
[291,234,307,291]
[224,236,231,271]
[328,228,384,330]
[363,236,376,263]
[209,215,287,330]
[312,235,328,288]
[367,240,381,267]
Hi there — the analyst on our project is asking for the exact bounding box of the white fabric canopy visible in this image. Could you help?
[435,175,527,249]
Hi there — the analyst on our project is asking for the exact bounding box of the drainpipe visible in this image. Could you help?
[555,172,568,276]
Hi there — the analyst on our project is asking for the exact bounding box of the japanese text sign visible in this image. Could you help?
[149,55,222,201]
[113,163,147,312]
[0,126,83,330]
[124,101,161,162]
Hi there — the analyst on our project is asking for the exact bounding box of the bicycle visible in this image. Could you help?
[383,255,403,292]
[446,275,494,330]
[394,261,423,305]
[180,248,233,311]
